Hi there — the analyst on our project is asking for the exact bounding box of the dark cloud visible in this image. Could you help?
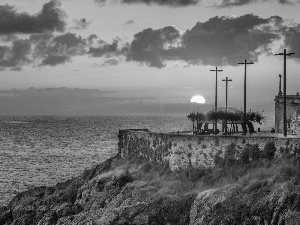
[32,32,86,66]
[283,25,300,59]
[72,18,92,29]
[30,33,54,42]
[0,34,18,42]
[126,26,181,68]
[1,31,88,68]
[101,59,119,66]
[218,0,297,7]
[10,67,22,71]
[124,20,135,25]
[87,34,98,45]
[88,39,119,57]
[278,0,293,4]
[122,0,199,6]
[2,12,298,70]
[0,0,66,34]
[94,0,107,6]
[30,33,54,58]
[95,0,200,6]
[0,46,8,59]
[125,14,280,67]
[53,32,85,49]
[176,14,278,65]
[42,54,70,66]
[0,40,31,68]
[219,0,261,7]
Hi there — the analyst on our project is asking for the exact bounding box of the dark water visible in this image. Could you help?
[0,115,191,206]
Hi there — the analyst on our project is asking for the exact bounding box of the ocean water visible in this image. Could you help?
[0,115,191,206]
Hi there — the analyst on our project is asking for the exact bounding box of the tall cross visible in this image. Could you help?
[275,49,295,137]
[222,77,233,114]
[222,77,232,133]
[238,59,254,134]
[278,74,282,96]
[210,67,223,134]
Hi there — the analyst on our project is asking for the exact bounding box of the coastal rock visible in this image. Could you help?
[1,157,115,225]
[7,155,300,225]
[73,167,197,224]
[4,156,196,225]
[0,206,12,225]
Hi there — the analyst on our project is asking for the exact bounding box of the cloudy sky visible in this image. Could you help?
[0,0,300,115]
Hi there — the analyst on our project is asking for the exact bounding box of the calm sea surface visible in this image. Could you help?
[0,115,191,206]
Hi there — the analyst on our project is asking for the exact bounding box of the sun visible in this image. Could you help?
[191,95,205,104]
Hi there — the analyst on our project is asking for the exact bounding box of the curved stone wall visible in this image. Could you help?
[118,129,300,171]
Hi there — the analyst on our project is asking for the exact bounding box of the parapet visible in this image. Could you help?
[118,129,300,171]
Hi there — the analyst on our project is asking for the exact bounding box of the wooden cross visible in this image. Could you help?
[222,77,232,133]
[210,67,223,135]
[238,59,254,134]
[222,77,233,114]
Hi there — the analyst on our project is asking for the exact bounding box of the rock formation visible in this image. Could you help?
[2,153,300,225]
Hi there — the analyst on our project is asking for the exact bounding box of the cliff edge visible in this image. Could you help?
[2,150,300,224]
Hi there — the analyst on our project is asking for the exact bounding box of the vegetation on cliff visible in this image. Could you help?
[2,142,300,224]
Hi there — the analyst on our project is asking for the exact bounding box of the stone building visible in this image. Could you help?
[274,93,300,135]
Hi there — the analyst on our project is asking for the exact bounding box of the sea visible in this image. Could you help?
[0,115,192,206]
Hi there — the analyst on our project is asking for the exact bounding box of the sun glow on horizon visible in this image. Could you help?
[190,95,205,104]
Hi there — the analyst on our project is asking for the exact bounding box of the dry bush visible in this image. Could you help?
[224,143,236,167]
[249,143,261,160]
[262,141,276,160]
[241,144,251,164]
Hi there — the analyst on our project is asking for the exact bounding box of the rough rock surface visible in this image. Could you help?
[3,155,300,225]
[0,157,196,225]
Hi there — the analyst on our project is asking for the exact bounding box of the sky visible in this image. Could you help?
[0,0,300,116]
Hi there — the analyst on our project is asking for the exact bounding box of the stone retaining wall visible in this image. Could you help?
[118,129,300,171]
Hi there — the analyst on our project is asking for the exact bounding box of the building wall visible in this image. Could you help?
[118,129,300,171]
[274,95,300,135]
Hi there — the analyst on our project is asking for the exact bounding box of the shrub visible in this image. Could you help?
[277,166,295,182]
[249,144,261,160]
[241,144,250,164]
[140,162,153,173]
[262,142,276,160]
[293,145,300,158]
[113,171,134,189]
[224,143,236,166]
[285,211,300,225]
[214,150,224,166]
[188,167,206,182]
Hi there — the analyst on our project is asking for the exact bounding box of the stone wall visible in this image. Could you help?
[275,95,300,135]
[118,129,300,171]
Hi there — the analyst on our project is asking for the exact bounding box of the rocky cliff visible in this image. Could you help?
[2,153,300,225]
[0,156,195,225]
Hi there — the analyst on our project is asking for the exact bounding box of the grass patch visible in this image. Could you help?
[111,153,300,197]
